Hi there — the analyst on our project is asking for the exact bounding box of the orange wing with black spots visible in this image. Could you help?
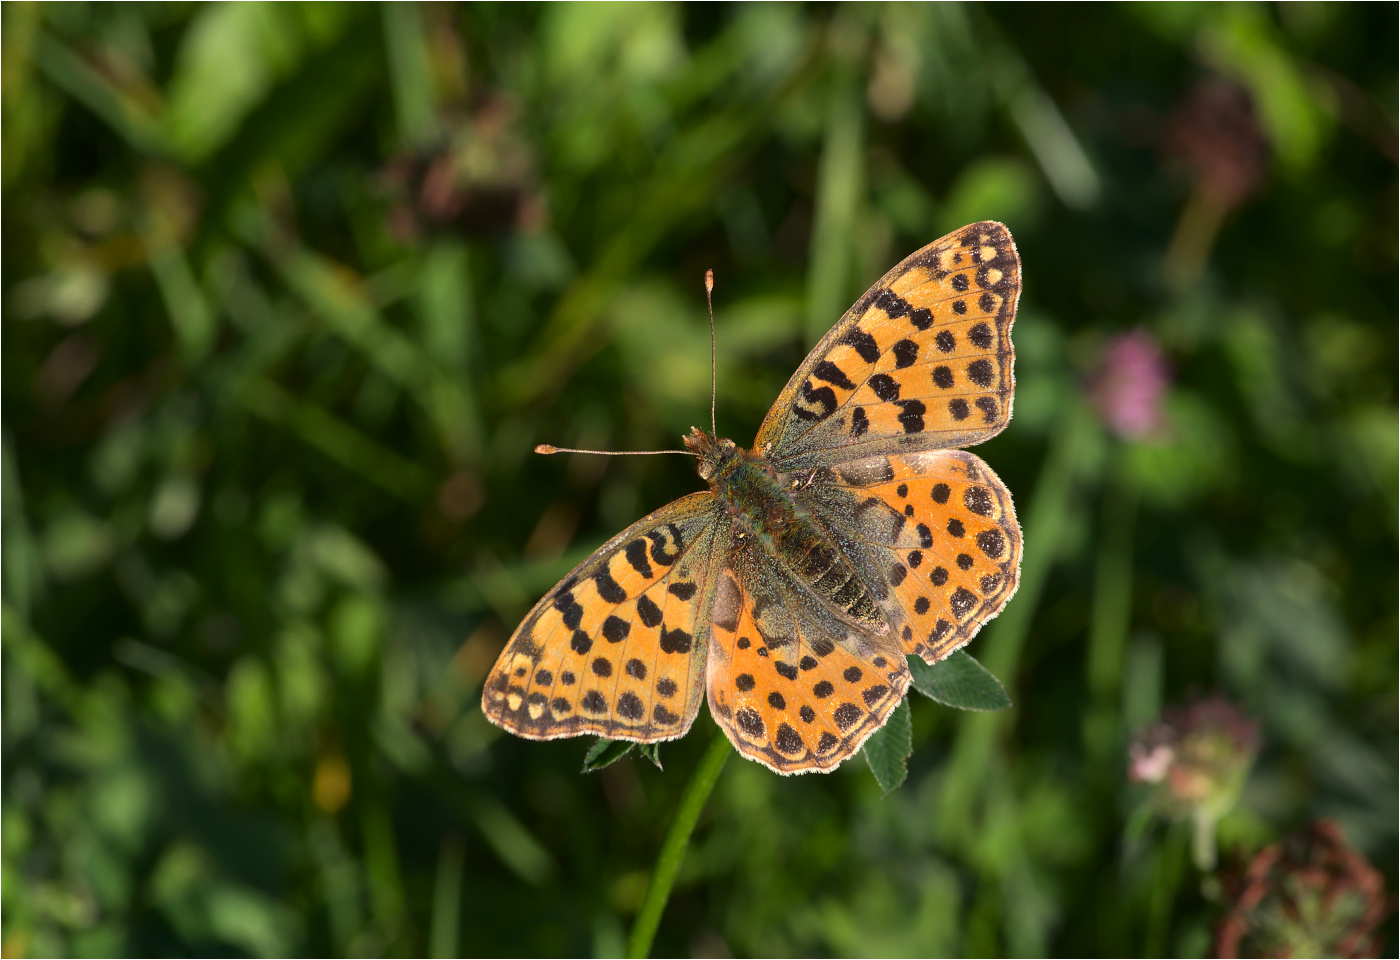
[757,221,1019,472]
[789,450,1022,664]
[482,494,728,743]
[706,540,909,774]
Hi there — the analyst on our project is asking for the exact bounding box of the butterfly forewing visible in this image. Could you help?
[757,222,1019,472]
[791,450,1022,663]
[707,540,910,774]
[483,493,728,743]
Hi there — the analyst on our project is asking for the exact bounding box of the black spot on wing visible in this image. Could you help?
[966,359,995,388]
[893,339,918,368]
[869,374,901,402]
[624,540,653,579]
[834,703,863,731]
[841,328,881,363]
[969,322,994,348]
[648,525,682,565]
[775,724,803,754]
[964,486,993,516]
[850,407,869,438]
[873,289,910,318]
[794,380,838,421]
[636,595,663,628]
[735,708,765,737]
[654,703,679,724]
[813,360,857,390]
[594,571,627,603]
[950,587,978,619]
[660,625,692,654]
[977,528,1007,559]
[897,399,926,433]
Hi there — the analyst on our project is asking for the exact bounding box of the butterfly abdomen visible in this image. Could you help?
[707,443,884,629]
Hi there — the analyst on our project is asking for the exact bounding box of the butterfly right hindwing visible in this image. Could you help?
[790,449,1022,664]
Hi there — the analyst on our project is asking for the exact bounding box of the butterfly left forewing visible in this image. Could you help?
[790,449,1022,664]
[756,222,1019,472]
[707,538,909,774]
[483,493,728,743]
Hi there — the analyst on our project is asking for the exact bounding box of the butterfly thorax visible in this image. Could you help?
[685,428,885,631]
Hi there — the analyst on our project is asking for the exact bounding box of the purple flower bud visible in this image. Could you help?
[1089,330,1172,439]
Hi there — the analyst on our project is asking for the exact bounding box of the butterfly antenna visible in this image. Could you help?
[706,268,717,436]
[535,445,695,456]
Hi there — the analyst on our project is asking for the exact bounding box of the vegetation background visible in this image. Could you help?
[3,3,1395,957]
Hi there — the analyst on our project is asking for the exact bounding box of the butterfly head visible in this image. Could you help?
[684,427,738,482]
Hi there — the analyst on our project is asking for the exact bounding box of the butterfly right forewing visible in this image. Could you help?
[756,222,1020,473]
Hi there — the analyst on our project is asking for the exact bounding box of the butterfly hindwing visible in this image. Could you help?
[706,538,910,774]
[483,493,728,743]
[790,450,1022,663]
[757,221,1019,472]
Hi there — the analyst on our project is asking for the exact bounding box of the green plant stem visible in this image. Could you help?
[1084,459,1139,762]
[626,733,733,959]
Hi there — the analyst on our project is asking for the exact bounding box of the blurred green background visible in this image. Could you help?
[3,3,1395,957]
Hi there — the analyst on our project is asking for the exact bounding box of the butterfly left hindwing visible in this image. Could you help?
[707,538,910,774]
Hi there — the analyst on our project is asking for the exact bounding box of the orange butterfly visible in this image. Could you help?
[483,222,1023,774]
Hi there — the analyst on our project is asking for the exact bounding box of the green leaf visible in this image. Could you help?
[582,739,635,772]
[863,697,913,795]
[581,739,663,772]
[636,743,663,770]
[908,651,1012,711]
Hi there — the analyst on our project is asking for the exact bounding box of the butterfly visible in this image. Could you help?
[483,222,1023,775]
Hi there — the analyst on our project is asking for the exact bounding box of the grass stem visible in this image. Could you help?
[626,733,733,959]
